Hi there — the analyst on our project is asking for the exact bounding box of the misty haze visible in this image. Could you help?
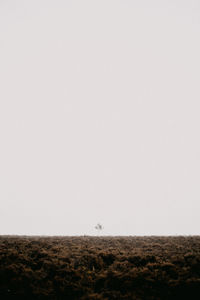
[1,1,200,299]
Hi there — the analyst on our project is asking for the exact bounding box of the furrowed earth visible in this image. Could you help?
[1,236,200,299]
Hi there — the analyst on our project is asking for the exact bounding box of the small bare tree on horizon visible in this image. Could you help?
[95,223,103,234]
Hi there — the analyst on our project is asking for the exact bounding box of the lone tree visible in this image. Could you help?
[95,223,103,233]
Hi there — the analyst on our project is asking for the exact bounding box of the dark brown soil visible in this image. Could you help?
[1,236,200,299]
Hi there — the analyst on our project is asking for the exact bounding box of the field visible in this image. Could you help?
[1,236,200,299]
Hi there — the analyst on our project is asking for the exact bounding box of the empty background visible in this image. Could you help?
[0,0,200,235]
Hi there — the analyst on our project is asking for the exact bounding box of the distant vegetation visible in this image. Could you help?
[95,223,103,233]
[1,236,200,299]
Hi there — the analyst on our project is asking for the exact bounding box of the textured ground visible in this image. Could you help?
[1,236,200,299]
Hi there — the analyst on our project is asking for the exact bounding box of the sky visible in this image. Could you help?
[0,0,200,236]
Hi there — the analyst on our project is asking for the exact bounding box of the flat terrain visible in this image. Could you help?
[1,236,200,299]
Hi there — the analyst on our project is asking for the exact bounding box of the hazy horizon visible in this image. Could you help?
[1,0,200,236]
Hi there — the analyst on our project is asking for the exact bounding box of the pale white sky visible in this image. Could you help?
[0,0,200,235]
